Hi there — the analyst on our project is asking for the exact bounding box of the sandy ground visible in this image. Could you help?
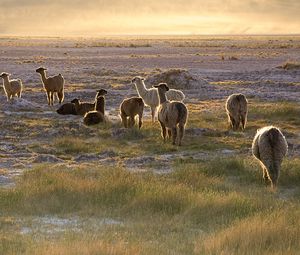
[0,36,299,187]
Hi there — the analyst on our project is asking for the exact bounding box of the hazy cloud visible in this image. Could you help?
[0,0,299,35]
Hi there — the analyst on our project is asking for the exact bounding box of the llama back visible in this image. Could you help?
[175,102,188,124]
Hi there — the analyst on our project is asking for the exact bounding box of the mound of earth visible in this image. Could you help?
[0,97,45,112]
[147,69,203,89]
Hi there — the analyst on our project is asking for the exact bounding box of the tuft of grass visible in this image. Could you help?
[249,101,300,127]
[280,158,300,186]
[53,137,94,154]
[197,207,300,255]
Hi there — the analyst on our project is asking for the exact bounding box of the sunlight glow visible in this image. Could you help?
[0,0,299,36]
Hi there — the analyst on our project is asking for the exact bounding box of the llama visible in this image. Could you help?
[71,98,95,116]
[120,97,144,129]
[0,72,23,101]
[83,89,108,126]
[252,126,288,188]
[56,102,77,115]
[225,93,248,131]
[36,67,64,106]
[155,83,188,146]
[131,77,185,122]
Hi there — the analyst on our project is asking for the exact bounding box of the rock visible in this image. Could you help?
[111,128,128,138]
[74,150,117,162]
[185,128,209,136]
[32,154,64,163]
[125,156,155,166]
[221,149,235,154]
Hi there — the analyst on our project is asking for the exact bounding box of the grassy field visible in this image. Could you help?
[0,99,299,255]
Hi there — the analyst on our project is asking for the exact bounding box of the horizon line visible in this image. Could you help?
[0,33,300,39]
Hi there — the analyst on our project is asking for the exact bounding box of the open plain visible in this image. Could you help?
[0,35,299,254]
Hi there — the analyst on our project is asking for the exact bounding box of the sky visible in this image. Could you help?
[0,0,299,36]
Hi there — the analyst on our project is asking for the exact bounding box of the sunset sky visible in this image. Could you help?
[0,0,299,36]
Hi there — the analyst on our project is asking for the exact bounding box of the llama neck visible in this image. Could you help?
[39,71,48,85]
[73,101,80,112]
[157,89,167,104]
[135,81,148,97]
[95,97,105,115]
[2,77,10,88]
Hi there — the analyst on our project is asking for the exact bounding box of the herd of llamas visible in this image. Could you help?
[0,67,288,189]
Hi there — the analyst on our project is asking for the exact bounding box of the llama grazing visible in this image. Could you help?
[36,67,64,106]
[83,89,108,126]
[252,126,288,188]
[155,83,188,146]
[225,93,248,131]
[0,72,23,101]
[131,76,185,122]
[120,97,144,129]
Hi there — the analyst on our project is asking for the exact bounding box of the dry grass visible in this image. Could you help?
[0,97,299,254]
[197,207,300,255]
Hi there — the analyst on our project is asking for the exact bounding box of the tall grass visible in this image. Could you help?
[198,207,300,255]
[1,157,299,254]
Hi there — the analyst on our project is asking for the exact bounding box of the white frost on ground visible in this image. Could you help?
[19,216,124,235]
[1,97,45,112]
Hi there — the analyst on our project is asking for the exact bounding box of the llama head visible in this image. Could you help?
[154,83,169,92]
[96,89,108,97]
[131,76,144,83]
[71,98,80,104]
[36,67,47,73]
[0,72,10,78]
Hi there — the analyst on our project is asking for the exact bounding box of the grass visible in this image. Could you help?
[1,157,299,254]
[198,207,300,255]
[0,99,299,254]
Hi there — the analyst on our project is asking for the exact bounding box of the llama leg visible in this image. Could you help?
[17,91,22,98]
[159,120,166,142]
[129,115,136,128]
[262,167,270,186]
[241,114,247,131]
[235,118,241,131]
[138,113,143,129]
[46,91,51,105]
[50,92,54,106]
[269,162,279,189]
[229,115,235,130]
[121,113,128,128]
[57,90,64,104]
[171,127,177,145]
[178,124,185,146]
[167,129,172,139]
[151,107,156,123]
